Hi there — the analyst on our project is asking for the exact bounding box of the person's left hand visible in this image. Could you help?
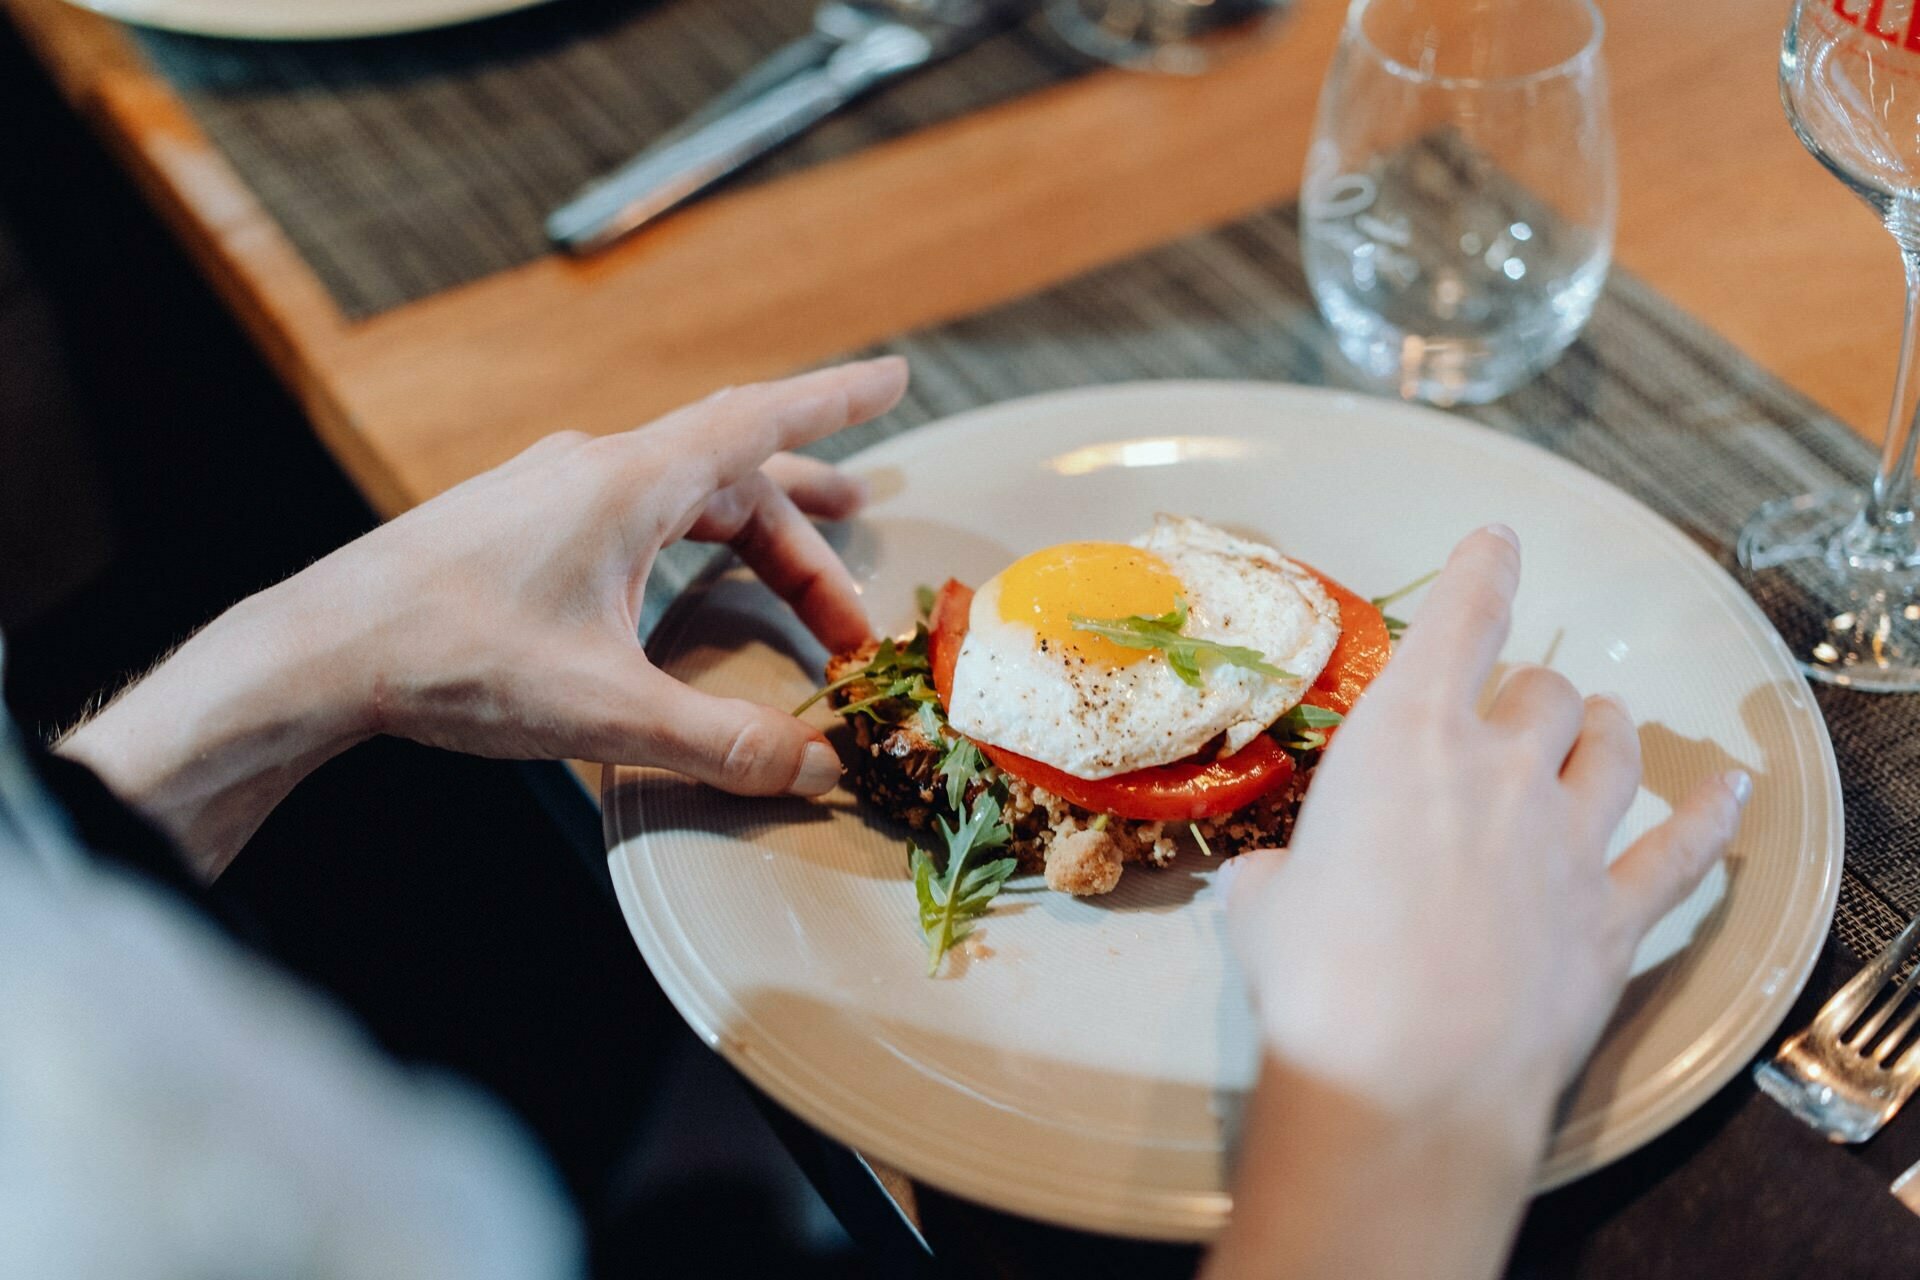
[281,357,904,794]
[60,358,908,873]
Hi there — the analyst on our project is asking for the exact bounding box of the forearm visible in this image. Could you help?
[1203,1053,1541,1280]
[56,579,370,881]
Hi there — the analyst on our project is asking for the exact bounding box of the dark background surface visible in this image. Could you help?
[0,14,868,1276]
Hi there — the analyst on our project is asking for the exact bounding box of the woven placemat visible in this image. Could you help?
[641,202,1911,962]
[131,0,1086,319]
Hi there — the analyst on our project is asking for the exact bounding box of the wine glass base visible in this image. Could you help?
[1736,489,1920,692]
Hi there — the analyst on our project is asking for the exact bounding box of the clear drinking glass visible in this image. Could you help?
[1735,0,1920,690]
[1300,0,1615,405]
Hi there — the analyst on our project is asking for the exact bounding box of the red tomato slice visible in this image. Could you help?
[928,578,1300,822]
[1294,565,1392,721]
[926,579,974,712]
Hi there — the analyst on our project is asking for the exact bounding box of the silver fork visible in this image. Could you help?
[1756,913,1920,1143]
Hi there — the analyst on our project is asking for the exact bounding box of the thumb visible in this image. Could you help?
[621,664,844,797]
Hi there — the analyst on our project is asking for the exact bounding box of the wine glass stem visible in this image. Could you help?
[1852,241,1920,568]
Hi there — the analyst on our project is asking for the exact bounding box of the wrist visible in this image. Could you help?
[58,576,372,877]
[1238,953,1563,1164]
[231,568,385,744]
[1206,1051,1541,1280]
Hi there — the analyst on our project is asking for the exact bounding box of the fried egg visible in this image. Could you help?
[945,515,1341,779]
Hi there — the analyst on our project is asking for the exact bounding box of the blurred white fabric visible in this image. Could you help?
[0,637,583,1280]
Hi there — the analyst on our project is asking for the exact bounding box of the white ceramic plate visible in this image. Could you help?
[605,382,1842,1240]
[68,0,555,39]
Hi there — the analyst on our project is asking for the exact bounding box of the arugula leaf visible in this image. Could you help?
[912,791,1018,975]
[792,625,932,719]
[1273,703,1345,751]
[894,675,1010,974]
[936,733,987,813]
[789,586,1014,976]
[1370,569,1439,642]
[1070,598,1294,688]
[837,673,937,723]
[1369,568,1440,611]
[791,667,869,717]
[915,583,937,620]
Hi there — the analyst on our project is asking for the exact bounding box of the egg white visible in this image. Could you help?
[945,515,1342,779]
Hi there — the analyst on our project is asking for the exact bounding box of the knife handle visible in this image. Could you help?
[547,27,934,254]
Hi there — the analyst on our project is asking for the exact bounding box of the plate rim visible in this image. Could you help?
[605,379,1843,1239]
[65,0,556,40]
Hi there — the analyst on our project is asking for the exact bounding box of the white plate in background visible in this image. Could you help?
[68,0,555,40]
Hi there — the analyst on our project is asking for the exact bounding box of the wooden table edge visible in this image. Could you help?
[6,0,1892,517]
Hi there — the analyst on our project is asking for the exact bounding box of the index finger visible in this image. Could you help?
[648,357,909,495]
[1380,525,1521,702]
[689,471,873,651]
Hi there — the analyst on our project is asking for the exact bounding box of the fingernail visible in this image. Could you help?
[1723,769,1754,808]
[1595,691,1631,718]
[789,741,842,797]
[1482,523,1521,552]
[853,354,908,378]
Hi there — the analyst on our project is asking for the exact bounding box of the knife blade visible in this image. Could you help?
[546,1,1016,253]
[1894,1156,1920,1215]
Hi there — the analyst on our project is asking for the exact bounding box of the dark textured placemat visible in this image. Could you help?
[646,200,1910,964]
[653,203,1920,1273]
[130,0,1087,319]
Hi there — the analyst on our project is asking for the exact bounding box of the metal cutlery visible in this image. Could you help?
[1756,913,1920,1143]
[1895,1155,1920,1215]
[546,0,1024,254]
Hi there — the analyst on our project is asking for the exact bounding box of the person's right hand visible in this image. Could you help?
[1204,526,1749,1280]
[1225,524,1750,1151]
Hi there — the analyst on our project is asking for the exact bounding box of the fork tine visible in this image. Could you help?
[1891,1032,1920,1079]
[1850,952,1920,1050]
[1817,914,1920,1035]
[1874,997,1920,1064]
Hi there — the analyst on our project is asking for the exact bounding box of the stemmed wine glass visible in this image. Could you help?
[1740,0,1920,689]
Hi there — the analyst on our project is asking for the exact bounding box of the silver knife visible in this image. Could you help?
[546,0,1018,254]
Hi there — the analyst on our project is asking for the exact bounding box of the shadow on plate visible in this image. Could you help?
[728,985,1240,1237]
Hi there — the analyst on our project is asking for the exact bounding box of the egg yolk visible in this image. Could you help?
[997,541,1182,666]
